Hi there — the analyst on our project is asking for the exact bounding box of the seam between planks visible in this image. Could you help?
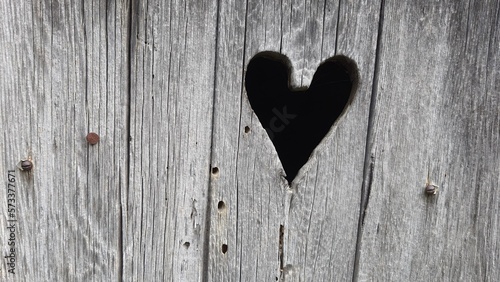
[352,0,385,281]
[236,1,250,281]
[202,0,222,281]
[334,0,342,55]
[121,0,136,281]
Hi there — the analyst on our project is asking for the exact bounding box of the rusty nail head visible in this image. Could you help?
[86,132,100,145]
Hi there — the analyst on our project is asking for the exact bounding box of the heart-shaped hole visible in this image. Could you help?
[245,51,359,184]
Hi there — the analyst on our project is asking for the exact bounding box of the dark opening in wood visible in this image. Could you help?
[217,200,226,211]
[245,51,358,183]
[279,224,284,272]
[221,244,228,254]
[211,166,219,175]
[244,126,250,133]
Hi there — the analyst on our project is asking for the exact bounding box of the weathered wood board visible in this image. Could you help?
[126,1,217,281]
[207,0,383,281]
[0,0,498,281]
[357,1,500,281]
[0,0,130,280]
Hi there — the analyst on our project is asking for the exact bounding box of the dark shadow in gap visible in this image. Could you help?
[245,51,358,184]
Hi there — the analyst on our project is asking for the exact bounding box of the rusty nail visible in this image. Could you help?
[86,132,100,145]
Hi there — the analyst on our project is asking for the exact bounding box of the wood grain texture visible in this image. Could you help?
[124,0,217,281]
[1,0,498,281]
[208,0,289,280]
[207,0,381,281]
[357,0,500,281]
[0,0,130,280]
[280,1,382,281]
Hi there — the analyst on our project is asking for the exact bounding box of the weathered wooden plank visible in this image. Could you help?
[124,0,217,280]
[205,0,257,281]
[357,0,500,281]
[208,0,381,281]
[0,0,130,280]
[208,0,290,281]
[280,1,382,281]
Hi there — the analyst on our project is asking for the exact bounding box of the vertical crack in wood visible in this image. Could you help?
[118,187,124,282]
[361,155,375,226]
[121,0,136,280]
[353,154,376,282]
[463,0,472,53]
[352,0,385,281]
[279,0,284,52]
[235,2,250,281]
[202,0,222,281]
[279,224,284,280]
[334,0,342,55]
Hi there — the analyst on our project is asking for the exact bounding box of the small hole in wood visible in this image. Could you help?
[217,201,226,212]
[212,167,219,175]
[221,244,228,254]
[244,126,250,133]
[245,52,358,183]
[182,242,190,249]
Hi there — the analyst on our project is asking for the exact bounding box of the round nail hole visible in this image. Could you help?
[221,244,228,254]
[217,201,226,212]
[182,242,190,249]
[212,167,219,175]
[244,126,250,133]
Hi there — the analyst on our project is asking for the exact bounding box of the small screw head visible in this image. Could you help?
[86,132,100,145]
[20,160,33,171]
[425,183,438,195]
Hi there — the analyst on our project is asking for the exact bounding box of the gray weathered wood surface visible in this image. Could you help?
[1,0,130,280]
[357,1,500,281]
[0,0,498,281]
